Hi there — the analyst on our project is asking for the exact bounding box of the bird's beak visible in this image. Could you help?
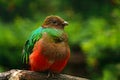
[63,21,68,26]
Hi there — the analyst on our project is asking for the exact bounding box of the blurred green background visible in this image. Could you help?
[0,0,120,80]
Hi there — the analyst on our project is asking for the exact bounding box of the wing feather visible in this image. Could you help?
[22,27,43,64]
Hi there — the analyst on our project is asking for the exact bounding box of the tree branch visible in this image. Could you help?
[0,69,88,80]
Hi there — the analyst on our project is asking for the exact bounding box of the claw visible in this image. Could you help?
[46,72,58,78]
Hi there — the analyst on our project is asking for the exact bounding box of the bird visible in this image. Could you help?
[22,15,70,76]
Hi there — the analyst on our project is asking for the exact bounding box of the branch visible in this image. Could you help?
[0,69,88,80]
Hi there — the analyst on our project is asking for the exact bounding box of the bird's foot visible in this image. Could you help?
[46,72,58,78]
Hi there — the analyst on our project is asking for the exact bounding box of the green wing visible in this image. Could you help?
[22,27,43,64]
[22,27,64,64]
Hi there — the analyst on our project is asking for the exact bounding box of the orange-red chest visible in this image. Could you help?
[29,35,70,73]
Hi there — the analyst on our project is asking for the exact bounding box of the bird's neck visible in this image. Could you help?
[42,31,68,43]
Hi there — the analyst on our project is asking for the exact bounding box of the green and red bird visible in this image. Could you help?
[22,15,70,74]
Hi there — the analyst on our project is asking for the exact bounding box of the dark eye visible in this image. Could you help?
[52,21,57,24]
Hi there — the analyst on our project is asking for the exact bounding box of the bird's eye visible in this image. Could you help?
[52,21,57,24]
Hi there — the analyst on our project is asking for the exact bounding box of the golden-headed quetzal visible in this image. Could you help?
[22,15,70,74]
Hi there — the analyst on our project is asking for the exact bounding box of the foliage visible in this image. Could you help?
[0,0,120,80]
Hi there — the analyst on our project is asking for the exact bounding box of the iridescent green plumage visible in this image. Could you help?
[22,27,64,64]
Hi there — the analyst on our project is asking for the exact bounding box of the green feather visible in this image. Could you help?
[22,27,43,64]
[42,28,63,37]
[22,27,64,64]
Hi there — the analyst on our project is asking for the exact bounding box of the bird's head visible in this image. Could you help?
[42,15,68,29]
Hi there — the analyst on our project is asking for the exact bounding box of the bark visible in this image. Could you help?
[0,69,88,80]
